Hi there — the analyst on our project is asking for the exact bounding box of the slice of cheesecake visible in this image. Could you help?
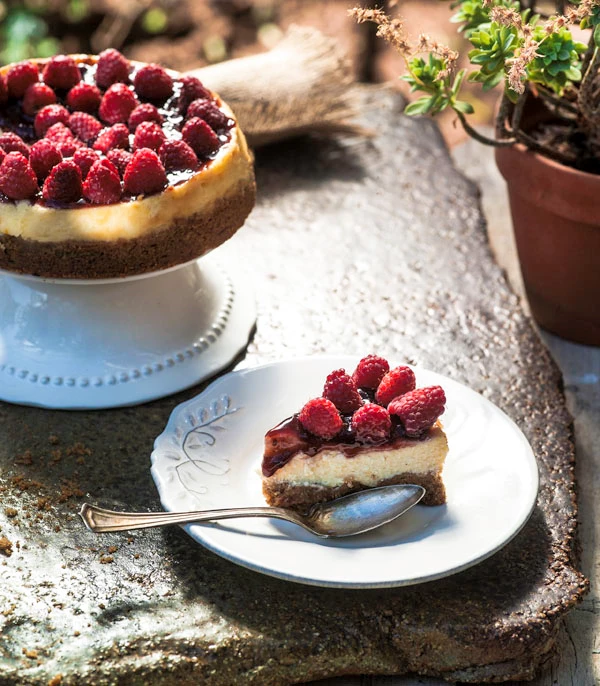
[261,356,448,512]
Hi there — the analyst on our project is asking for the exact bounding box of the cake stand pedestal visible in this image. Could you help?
[0,252,255,409]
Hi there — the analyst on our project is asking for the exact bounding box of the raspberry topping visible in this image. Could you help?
[0,132,29,158]
[42,55,80,91]
[322,369,362,413]
[0,54,234,207]
[178,75,211,111]
[96,49,130,89]
[30,139,62,180]
[158,140,198,171]
[351,403,392,443]
[99,83,139,125]
[106,148,132,176]
[6,61,39,99]
[375,366,417,406]
[186,99,230,132]
[34,104,70,138]
[93,123,130,154]
[66,83,102,112]
[42,160,83,203]
[73,147,99,178]
[44,123,79,157]
[353,355,390,390]
[298,398,343,440]
[69,112,102,144]
[388,386,446,437]
[182,117,220,157]
[22,83,57,116]
[133,121,166,152]
[133,64,173,101]
[83,159,122,205]
[123,148,167,196]
[128,103,163,131]
[0,152,38,200]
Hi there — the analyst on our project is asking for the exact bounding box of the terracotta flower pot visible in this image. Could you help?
[495,144,600,345]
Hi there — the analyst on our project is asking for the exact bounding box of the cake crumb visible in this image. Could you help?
[48,435,60,445]
[73,631,80,637]
[99,555,114,564]
[0,536,13,557]
[4,507,17,518]
[22,648,38,659]
[107,546,117,554]
[48,675,63,686]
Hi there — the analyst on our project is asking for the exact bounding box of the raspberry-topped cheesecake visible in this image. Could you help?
[262,356,449,511]
[0,50,255,278]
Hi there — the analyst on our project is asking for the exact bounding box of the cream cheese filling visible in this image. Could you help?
[265,427,448,488]
[0,110,253,243]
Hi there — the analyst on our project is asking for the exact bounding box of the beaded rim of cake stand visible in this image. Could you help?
[0,271,235,389]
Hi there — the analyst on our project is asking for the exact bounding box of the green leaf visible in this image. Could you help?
[452,69,467,96]
[594,24,600,47]
[404,97,435,116]
[453,100,475,114]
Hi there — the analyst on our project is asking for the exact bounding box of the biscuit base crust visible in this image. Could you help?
[0,181,255,279]
[262,469,446,512]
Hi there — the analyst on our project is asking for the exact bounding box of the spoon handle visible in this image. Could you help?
[79,503,309,533]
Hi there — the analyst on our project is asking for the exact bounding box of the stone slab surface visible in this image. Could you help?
[0,90,588,685]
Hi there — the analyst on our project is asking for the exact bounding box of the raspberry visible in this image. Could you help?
[42,159,82,203]
[158,140,198,171]
[186,99,230,132]
[375,366,416,406]
[22,82,56,115]
[83,159,122,204]
[93,123,130,154]
[73,147,99,178]
[388,386,446,437]
[0,132,29,158]
[6,61,39,99]
[106,148,132,177]
[178,75,211,111]
[29,139,62,180]
[298,398,342,440]
[322,369,362,413]
[132,121,166,152]
[69,112,102,144]
[128,103,163,131]
[351,403,392,443]
[44,123,79,157]
[66,82,102,112]
[0,74,7,104]
[34,104,70,138]
[0,152,38,200]
[0,148,5,164]
[123,148,167,196]
[96,48,130,89]
[133,64,173,101]
[99,84,139,125]
[182,117,220,158]
[353,355,390,390]
[42,55,80,91]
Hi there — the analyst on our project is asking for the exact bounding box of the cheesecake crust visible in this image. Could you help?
[0,180,255,279]
[263,469,446,512]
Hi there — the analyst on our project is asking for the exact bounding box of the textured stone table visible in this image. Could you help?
[0,90,588,685]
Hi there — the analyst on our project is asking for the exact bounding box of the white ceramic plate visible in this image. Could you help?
[151,357,539,588]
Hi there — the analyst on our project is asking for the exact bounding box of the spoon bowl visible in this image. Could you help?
[79,484,426,538]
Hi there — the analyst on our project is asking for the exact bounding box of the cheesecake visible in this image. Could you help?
[262,356,448,511]
[0,51,255,278]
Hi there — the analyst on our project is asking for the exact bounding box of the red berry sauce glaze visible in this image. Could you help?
[0,54,235,207]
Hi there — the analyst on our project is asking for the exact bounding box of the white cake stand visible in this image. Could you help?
[0,251,255,409]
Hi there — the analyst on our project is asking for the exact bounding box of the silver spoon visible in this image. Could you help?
[79,484,425,538]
